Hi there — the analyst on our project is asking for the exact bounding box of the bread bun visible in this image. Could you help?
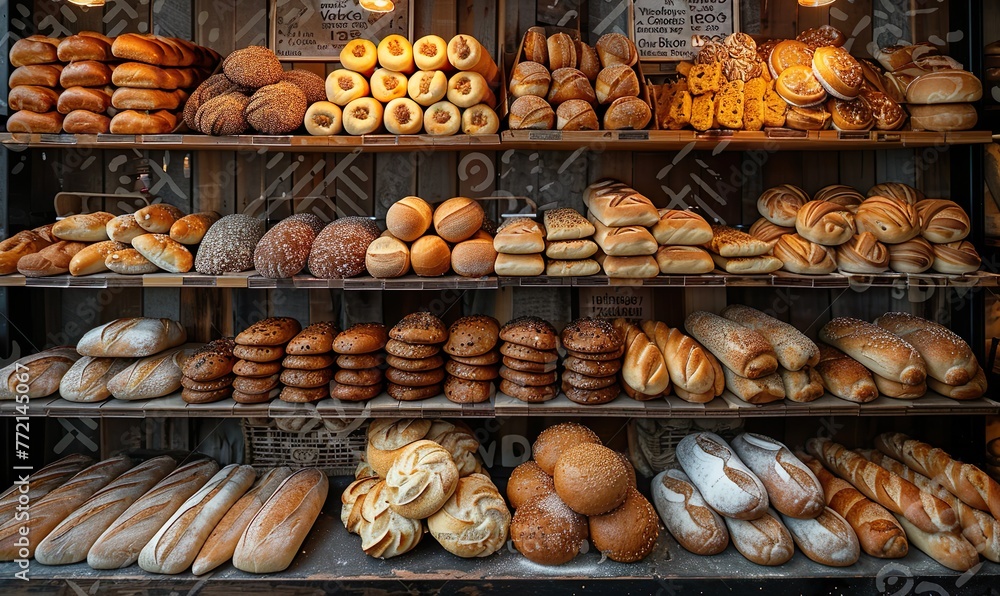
[427,474,510,557]
[888,237,934,273]
[547,68,595,105]
[447,34,498,84]
[758,184,809,227]
[371,68,408,103]
[410,235,451,276]
[835,232,890,273]
[931,240,980,274]
[547,33,577,70]
[384,439,458,518]
[774,234,837,274]
[384,97,422,135]
[553,443,629,515]
[433,197,484,242]
[784,105,831,130]
[908,103,978,132]
[194,214,264,274]
[769,40,813,77]
[407,70,447,106]
[510,492,588,565]
[588,487,659,562]
[797,25,846,49]
[855,195,920,244]
[812,46,862,99]
[223,46,283,88]
[326,69,370,106]
[859,87,906,130]
[795,201,856,246]
[423,100,461,135]
[748,218,793,247]
[246,81,307,134]
[507,461,555,509]
[596,33,638,68]
[461,104,499,134]
[906,70,983,104]
[532,422,601,475]
[386,197,432,241]
[603,96,651,130]
[340,39,378,76]
[595,64,639,104]
[576,41,601,81]
[556,99,599,131]
[447,71,496,108]
[343,97,384,135]
[916,199,970,243]
[522,28,548,66]
[7,110,64,133]
[813,184,864,210]
[827,97,873,131]
[308,217,380,279]
[377,35,415,74]
[451,238,496,277]
[253,217,318,278]
[509,95,555,130]
[63,109,110,135]
[412,35,448,71]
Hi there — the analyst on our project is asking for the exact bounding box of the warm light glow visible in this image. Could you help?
[798,0,836,6]
[359,0,394,12]
[68,0,106,5]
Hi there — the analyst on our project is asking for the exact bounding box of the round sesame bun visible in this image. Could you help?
[553,442,629,515]
[588,486,659,562]
[531,422,601,475]
[507,460,555,509]
[222,45,283,88]
[510,492,588,565]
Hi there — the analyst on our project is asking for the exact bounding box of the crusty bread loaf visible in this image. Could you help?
[781,507,860,566]
[642,321,721,399]
[138,464,256,574]
[254,217,319,278]
[684,310,778,379]
[676,432,769,520]
[108,345,198,400]
[651,469,729,555]
[724,508,794,565]
[59,356,134,402]
[617,319,669,395]
[582,179,659,227]
[731,433,825,519]
[874,312,978,386]
[815,344,879,403]
[34,456,176,565]
[0,347,80,399]
[894,513,980,571]
[0,454,93,528]
[819,316,926,385]
[0,229,54,275]
[721,304,819,371]
[77,317,187,358]
[89,458,220,569]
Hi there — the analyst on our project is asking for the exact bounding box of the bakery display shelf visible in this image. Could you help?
[247,274,500,290]
[0,129,991,153]
[1,485,996,591]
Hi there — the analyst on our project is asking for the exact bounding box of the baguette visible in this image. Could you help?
[818,317,927,386]
[731,433,824,519]
[894,514,979,571]
[684,311,778,379]
[617,319,669,395]
[108,345,199,400]
[874,432,1000,519]
[724,508,795,565]
[59,356,135,402]
[815,344,879,403]
[650,469,729,555]
[138,464,256,574]
[0,347,80,399]
[806,438,958,534]
[76,317,187,358]
[89,458,220,569]
[721,304,820,371]
[676,432,769,520]
[191,467,293,575]
[0,454,93,527]
[0,455,133,560]
[233,468,329,573]
[799,452,908,558]
[641,321,721,398]
[34,456,176,565]
[780,507,860,566]
[864,449,1000,562]
[874,312,978,386]
[722,367,785,404]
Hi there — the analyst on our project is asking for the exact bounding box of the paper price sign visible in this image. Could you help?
[632,0,738,61]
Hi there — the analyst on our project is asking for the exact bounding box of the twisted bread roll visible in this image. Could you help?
[385,439,459,519]
[868,182,923,205]
[359,480,423,558]
[749,217,794,248]
[916,199,970,243]
[795,201,855,246]
[774,234,836,274]
[427,474,510,557]
[888,237,934,273]
[931,240,980,274]
[342,476,380,534]
[758,184,809,227]
[426,420,480,477]
[855,196,920,243]
[835,232,889,273]
[813,184,864,211]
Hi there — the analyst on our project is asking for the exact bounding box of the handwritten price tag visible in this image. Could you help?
[270,0,412,60]
[632,0,738,61]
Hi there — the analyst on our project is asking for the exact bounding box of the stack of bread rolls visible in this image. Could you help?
[584,179,661,278]
[279,322,338,403]
[384,312,448,401]
[230,317,301,403]
[542,208,599,276]
[442,315,500,403]
[498,316,560,403]
[56,32,116,134]
[7,35,66,133]
[331,322,388,402]
[493,217,545,276]
[559,318,625,404]
[509,422,657,564]
[311,33,499,137]
[180,338,236,404]
[651,208,715,274]
[705,224,782,274]
[509,29,651,130]
[350,418,505,559]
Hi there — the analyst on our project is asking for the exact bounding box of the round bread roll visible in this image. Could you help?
[553,443,629,515]
[812,46,862,100]
[855,195,920,244]
[194,214,265,274]
[390,311,448,345]
[222,46,283,88]
[340,39,378,76]
[835,232,890,273]
[447,71,496,108]
[748,217,793,247]
[326,69,370,106]
[424,100,462,135]
[931,240,980,274]
[254,217,318,278]
[908,103,979,132]
[758,184,809,227]
[413,35,449,71]
[308,217,381,279]
[508,95,555,130]
[282,69,327,104]
[510,61,551,98]
[588,487,659,563]
[303,101,343,136]
[343,97,384,135]
[444,314,500,357]
[246,81,307,135]
[385,439,459,519]
[425,420,480,476]
[462,104,500,134]
[867,182,923,205]
[769,40,814,77]
[366,235,410,278]
[510,492,588,566]
[507,461,555,509]
[387,197,433,241]
[795,200,856,246]
[433,197,485,242]
[427,474,510,557]
[603,96,652,130]
[358,480,423,558]
[411,235,451,276]
[888,237,935,273]
[773,234,837,274]
[776,64,827,106]
[371,68,408,103]
[556,99,599,131]
[377,35,415,74]
[451,238,496,277]
[532,422,601,475]
[384,97,423,135]
[407,69,448,107]
[369,418,431,450]
[916,199,970,243]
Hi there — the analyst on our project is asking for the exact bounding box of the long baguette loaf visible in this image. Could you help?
[685,311,778,379]
[34,456,176,565]
[676,432,769,520]
[88,458,219,569]
[874,432,1000,519]
[617,319,669,395]
[0,454,93,525]
[724,508,795,565]
[780,507,860,566]
[721,305,820,371]
[798,452,908,558]
[139,464,256,574]
[818,317,926,385]
[191,467,293,575]
[650,469,729,556]
[874,312,978,386]
[864,449,1000,563]
[642,321,721,398]
[233,468,329,573]
[806,438,958,534]
[894,514,979,571]
[76,317,187,358]
[0,455,133,560]
[730,433,824,519]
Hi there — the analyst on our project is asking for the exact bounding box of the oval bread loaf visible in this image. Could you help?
[651,469,729,555]
[731,432,825,519]
[676,432,769,520]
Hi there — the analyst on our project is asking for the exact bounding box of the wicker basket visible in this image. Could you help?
[242,418,367,477]
[628,418,745,475]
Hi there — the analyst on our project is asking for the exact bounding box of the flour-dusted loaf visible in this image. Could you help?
[308,217,381,278]
[76,317,187,358]
[59,356,134,402]
[254,215,323,278]
[427,473,511,558]
[651,469,729,555]
[724,508,795,565]
[731,433,825,519]
[194,214,265,275]
[676,432,769,520]
[0,454,93,527]
[781,507,860,566]
[0,346,80,399]
[108,345,199,400]
[582,179,659,227]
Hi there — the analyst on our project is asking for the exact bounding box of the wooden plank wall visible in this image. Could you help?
[4,0,984,458]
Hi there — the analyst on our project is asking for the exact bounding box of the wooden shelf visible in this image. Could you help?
[4,390,995,420]
[0,129,991,153]
[0,271,995,290]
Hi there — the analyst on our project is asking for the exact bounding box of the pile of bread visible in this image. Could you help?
[508,29,651,131]
[301,34,501,136]
[0,205,221,277]
[873,43,983,131]
[0,454,327,574]
[749,182,980,276]
[507,422,658,564]
[655,430,1000,571]
[344,418,507,559]
[8,33,218,134]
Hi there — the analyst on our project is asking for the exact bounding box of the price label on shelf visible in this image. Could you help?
[631,0,738,61]
[579,287,653,322]
[270,0,412,61]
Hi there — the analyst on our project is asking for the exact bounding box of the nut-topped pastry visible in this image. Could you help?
[797,25,847,49]
[812,46,863,100]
